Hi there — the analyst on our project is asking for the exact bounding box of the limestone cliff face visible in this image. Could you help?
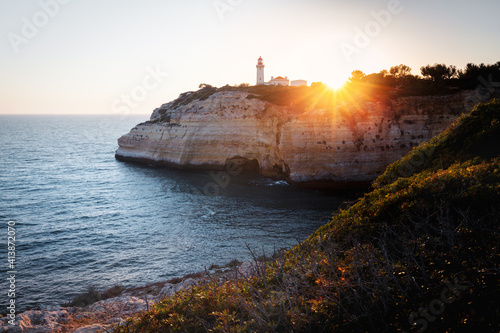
[116,89,497,188]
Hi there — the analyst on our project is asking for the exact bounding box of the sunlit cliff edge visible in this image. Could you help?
[115,85,499,188]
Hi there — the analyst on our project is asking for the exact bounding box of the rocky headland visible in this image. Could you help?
[115,86,499,188]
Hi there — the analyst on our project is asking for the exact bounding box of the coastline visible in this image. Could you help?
[1,259,263,333]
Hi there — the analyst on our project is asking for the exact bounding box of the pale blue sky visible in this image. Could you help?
[1,0,499,114]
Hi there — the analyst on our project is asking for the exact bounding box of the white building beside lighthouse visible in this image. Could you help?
[256,56,306,86]
[269,76,290,86]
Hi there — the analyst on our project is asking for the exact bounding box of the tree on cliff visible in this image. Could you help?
[349,70,366,82]
[457,62,500,88]
[199,83,214,89]
[420,63,457,81]
[362,70,390,85]
[389,64,412,78]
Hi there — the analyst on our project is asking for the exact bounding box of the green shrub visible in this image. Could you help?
[63,285,101,308]
[170,86,218,108]
[102,285,125,299]
[63,284,126,308]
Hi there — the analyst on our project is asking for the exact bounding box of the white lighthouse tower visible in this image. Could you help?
[256,56,265,85]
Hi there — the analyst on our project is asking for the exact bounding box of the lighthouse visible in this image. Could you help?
[256,56,265,85]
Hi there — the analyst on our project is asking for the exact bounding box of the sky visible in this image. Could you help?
[1,0,499,115]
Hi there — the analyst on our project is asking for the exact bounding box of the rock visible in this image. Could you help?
[73,324,108,333]
[0,293,161,332]
[88,296,147,314]
[158,278,199,299]
[0,324,21,333]
[1,260,271,332]
[115,89,499,189]
[158,283,176,298]
[237,260,261,278]
[0,309,69,332]
[178,278,198,291]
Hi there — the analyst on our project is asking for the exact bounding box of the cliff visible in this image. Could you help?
[115,87,498,188]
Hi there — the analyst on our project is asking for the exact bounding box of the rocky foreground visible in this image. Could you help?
[1,261,260,333]
[116,87,498,188]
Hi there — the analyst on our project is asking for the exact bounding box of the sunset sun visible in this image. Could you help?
[326,77,348,90]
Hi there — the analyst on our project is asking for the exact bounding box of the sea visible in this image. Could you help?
[0,115,354,311]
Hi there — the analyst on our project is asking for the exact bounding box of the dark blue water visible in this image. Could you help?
[0,115,351,311]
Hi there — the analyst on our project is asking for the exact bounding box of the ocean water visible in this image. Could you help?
[0,115,352,311]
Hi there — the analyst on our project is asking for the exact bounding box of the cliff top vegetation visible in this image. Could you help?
[162,61,500,114]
